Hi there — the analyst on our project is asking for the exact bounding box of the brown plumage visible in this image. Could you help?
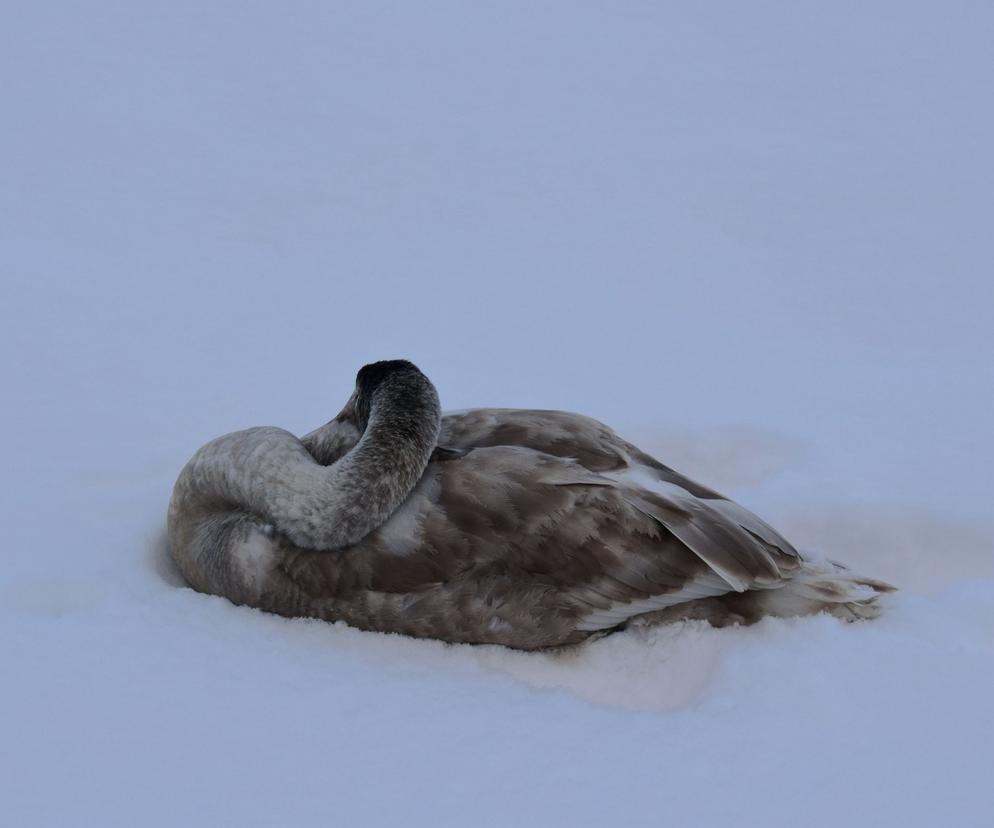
[168,361,893,650]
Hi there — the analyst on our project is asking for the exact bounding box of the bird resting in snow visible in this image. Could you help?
[168,360,893,650]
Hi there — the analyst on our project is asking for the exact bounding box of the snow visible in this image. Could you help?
[2,3,993,826]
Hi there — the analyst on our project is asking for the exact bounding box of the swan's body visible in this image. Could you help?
[168,361,892,649]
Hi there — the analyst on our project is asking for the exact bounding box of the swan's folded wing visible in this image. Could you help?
[620,488,798,591]
[421,445,801,631]
[540,458,801,630]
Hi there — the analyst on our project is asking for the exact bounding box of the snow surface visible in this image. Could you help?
[2,3,993,826]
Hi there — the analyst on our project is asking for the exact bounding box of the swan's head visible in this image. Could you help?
[350,359,435,432]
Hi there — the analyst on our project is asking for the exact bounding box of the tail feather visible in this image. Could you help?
[749,558,895,621]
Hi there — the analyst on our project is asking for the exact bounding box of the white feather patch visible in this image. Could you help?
[374,469,441,556]
[575,573,733,631]
[231,528,275,594]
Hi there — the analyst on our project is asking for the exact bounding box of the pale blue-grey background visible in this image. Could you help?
[2,4,992,826]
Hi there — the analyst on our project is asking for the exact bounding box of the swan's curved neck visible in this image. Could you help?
[277,368,441,549]
[170,364,441,556]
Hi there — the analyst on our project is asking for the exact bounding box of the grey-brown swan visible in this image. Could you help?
[167,360,893,649]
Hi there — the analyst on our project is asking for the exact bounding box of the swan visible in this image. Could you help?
[168,360,893,649]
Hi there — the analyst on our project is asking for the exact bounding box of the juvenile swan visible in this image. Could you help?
[168,360,893,649]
